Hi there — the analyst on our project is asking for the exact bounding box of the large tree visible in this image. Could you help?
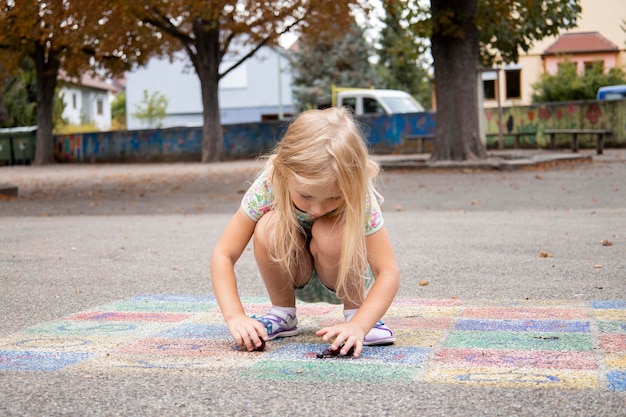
[0,0,165,165]
[289,20,381,111]
[132,1,362,162]
[418,0,582,160]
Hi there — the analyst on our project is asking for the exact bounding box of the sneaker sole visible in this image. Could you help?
[363,336,396,346]
[266,328,299,341]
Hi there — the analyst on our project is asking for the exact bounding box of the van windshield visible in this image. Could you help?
[379,96,424,113]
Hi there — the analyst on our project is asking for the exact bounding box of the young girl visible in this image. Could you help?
[210,107,399,358]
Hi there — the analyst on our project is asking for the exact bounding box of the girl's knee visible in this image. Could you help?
[310,216,342,259]
[253,211,277,249]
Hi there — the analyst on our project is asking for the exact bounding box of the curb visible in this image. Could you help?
[376,152,594,171]
[0,183,18,197]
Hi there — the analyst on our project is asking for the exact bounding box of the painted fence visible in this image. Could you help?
[484,99,626,149]
[53,112,437,163]
[53,100,625,163]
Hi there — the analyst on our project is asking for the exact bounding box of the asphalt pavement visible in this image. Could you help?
[0,149,625,416]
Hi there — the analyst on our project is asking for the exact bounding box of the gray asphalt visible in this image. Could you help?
[0,149,625,416]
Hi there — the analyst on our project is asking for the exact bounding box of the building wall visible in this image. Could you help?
[125,47,295,129]
[59,86,111,130]
[543,52,620,76]
[60,87,83,125]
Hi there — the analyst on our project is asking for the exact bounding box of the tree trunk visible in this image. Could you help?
[193,20,224,163]
[430,0,486,161]
[33,44,60,165]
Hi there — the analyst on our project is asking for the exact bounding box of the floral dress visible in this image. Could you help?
[241,170,384,235]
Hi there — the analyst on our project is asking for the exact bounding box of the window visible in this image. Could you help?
[584,60,603,73]
[96,99,103,115]
[483,79,496,100]
[482,70,498,101]
[341,97,356,113]
[505,69,521,99]
[72,93,77,109]
[363,98,384,114]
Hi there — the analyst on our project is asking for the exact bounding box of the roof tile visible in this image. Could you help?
[543,32,619,55]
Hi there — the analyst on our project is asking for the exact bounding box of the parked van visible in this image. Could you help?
[597,85,626,100]
[335,89,424,116]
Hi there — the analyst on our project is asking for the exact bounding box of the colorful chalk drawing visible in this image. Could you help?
[0,294,625,391]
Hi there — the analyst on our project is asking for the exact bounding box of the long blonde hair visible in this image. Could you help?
[266,107,380,301]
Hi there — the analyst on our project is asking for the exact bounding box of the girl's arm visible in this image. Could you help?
[317,225,400,356]
[351,224,400,334]
[210,207,267,350]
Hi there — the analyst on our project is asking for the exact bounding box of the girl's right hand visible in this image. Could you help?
[227,315,268,351]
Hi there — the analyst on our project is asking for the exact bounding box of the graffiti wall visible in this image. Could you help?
[53,113,438,162]
[54,125,270,163]
[484,100,626,149]
[53,100,625,163]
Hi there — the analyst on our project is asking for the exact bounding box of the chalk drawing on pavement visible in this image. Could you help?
[0,294,624,391]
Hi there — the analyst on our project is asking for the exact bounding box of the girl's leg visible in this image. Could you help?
[253,210,314,307]
[309,216,364,310]
[310,216,395,345]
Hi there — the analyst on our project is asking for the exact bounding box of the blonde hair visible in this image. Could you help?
[265,107,380,302]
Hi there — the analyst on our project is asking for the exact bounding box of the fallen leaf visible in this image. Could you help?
[419,280,429,286]
[539,251,551,258]
[594,264,603,268]
[601,240,613,246]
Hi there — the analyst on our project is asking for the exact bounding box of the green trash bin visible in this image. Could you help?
[0,126,37,165]
[0,136,12,165]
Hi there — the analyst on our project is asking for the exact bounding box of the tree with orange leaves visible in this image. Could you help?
[0,0,167,164]
[130,1,364,162]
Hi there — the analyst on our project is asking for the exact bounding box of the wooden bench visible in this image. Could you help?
[404,134,436,153]
[544,129,610,155]
[486,132,537,149]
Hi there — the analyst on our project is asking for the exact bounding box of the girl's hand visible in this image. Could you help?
[316,323,365,358]
[227,315,268,351]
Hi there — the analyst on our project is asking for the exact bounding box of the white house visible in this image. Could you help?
[58,73,118,130]
[125,46,295,129]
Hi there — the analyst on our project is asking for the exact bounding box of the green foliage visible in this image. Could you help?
[54,122,99,135]
[289,20,382,111]
[111,91,126,129]
[131,89,168,128]
[532,62,626,103]
[375,0,432,109]
[53,89,68,130]
[0,62,37,128]
[476,0,581,65]
[402,0,582,66]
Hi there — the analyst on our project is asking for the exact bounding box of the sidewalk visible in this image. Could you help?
[0,149,624,416]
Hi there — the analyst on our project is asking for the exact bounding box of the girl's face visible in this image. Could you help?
[288,179,343,219]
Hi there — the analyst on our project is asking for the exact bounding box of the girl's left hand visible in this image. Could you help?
[316,323,365,358]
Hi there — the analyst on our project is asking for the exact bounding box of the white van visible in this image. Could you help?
[335,89,424,116]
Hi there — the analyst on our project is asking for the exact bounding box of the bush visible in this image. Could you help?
[532,61,626,103]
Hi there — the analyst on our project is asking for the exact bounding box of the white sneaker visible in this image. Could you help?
[344,310,395,346]
[252,307,299,340]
